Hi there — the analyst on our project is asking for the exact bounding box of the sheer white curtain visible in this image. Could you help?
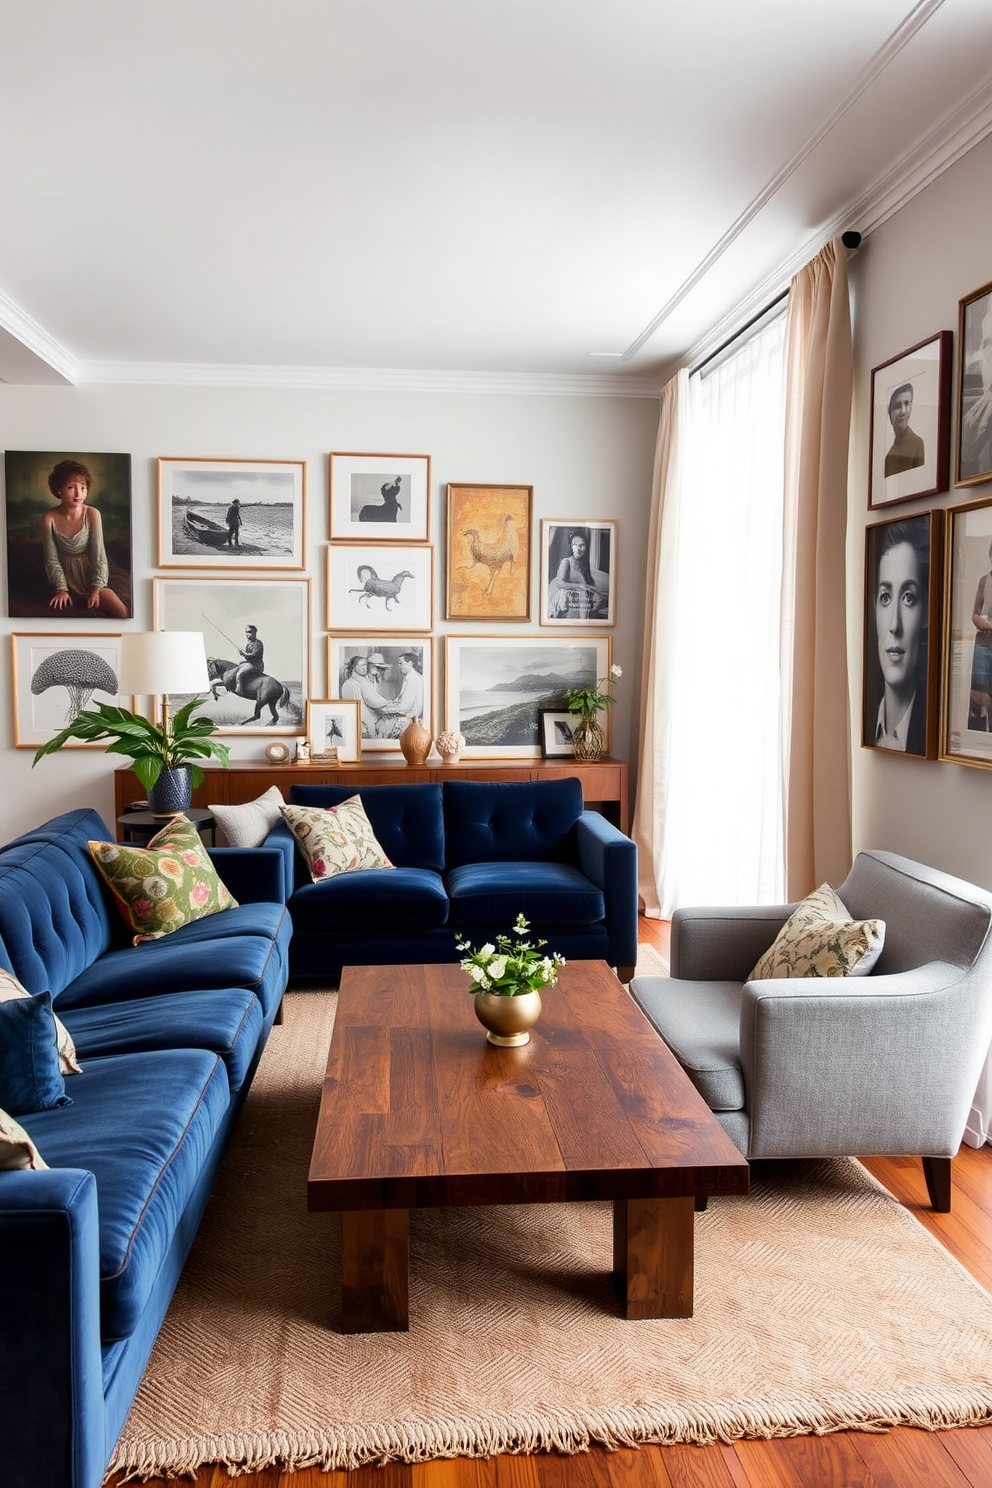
[635,310,787,915]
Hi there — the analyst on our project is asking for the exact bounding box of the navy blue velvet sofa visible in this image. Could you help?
[0,807,291,1488]
[265,776,638,983]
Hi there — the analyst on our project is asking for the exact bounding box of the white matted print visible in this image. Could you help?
[445,635,611,758]
[329,452,431,541]
[157,458,306,569]
[12,632,127,748]
[326,543,433,631]
[540,520,616,626]
[307,698,361,762]
[154,577,310,735]
[326,636,433,752]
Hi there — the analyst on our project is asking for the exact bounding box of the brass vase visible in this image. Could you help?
[399,716,432,766]
[473,988,542,1046]
[572,714,605,762]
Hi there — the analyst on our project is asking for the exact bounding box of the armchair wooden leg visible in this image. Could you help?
[922,1155,951,1212]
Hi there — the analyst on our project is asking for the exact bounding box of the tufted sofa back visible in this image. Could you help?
[288,781,444,873]
[442,777,583,868]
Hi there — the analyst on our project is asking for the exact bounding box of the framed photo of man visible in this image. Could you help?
[157,457,306,569]
[868,332,951,509]
[862,511,942,759]
[940,496,992,768]
[540,519,616,626]
[956,282,992,487]
[326,637,434,753]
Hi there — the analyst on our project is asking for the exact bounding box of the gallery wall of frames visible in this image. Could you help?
[5,446,621,764]
[863,278,992,771]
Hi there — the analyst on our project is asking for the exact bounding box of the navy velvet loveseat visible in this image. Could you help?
[0,807,292,1488]
[265,776,638,983]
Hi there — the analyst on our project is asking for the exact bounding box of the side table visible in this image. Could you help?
[117,808,217,847]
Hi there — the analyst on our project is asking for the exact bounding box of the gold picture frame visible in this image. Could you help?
[445,483,532,621]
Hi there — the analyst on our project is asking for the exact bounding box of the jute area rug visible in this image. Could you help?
[109,988,992,1481]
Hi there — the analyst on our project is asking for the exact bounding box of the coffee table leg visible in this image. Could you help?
[613,1196,694,1319]
[340,1208,409,1332]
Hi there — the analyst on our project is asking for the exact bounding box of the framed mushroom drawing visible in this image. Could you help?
[11,632,129,748]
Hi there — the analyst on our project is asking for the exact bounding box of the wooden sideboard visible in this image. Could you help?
[114,757,630,833]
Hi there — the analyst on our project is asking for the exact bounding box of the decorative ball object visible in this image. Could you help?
[265,741,291,764]
[436,729,466,764]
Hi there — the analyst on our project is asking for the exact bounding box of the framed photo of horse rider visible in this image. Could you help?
[157,458,306,569]
[329,452,431,541]
[540,519,616,626]
[868,332,951,509]
[152,576,311,735]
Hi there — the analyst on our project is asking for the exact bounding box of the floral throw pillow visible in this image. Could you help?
[88,813,238,945]
[748,883,885,981]
[281,797,393,883]
[0,968,81,1075]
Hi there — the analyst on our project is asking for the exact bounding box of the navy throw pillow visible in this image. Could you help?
[0,990,71,1116]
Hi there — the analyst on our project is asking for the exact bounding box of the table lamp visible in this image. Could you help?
[119,631,210,731]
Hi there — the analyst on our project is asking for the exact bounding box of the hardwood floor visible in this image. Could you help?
[109,916,992,1488]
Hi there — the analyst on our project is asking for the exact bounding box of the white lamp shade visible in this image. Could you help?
[119,632,210,695]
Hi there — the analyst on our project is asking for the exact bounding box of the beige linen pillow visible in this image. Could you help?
[0,968,82,1075]
[0,1105,48,1171]
[748,883,885,981]
[208,786,285,848]
[280,797,393,883]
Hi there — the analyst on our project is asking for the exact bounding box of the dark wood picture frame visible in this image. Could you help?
[955,281,992,488]
[862,510,942,759]
[868,332,951,509]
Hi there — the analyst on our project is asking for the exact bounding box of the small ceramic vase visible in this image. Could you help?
[572,715,605,762]
[473,988,543,1046]
[400,716,432,766]
[436,729,466,765]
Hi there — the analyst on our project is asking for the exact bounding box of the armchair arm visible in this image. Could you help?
[0,1168,106,1488]
[208,845,288,904]
[740,961,978,1158]
[576,811,637,972]
[671,904,797,981]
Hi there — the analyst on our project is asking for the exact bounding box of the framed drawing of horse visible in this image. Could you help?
[326,542,433,631]
[153,576,311,735]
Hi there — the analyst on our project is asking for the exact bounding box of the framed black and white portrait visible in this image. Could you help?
[329,452,431,541]
[862,511,942,759]
[326,636,434,753]
[868,333,951,509]
[306,698,361,762]
[539,520,616,626]
[956,283,992,488]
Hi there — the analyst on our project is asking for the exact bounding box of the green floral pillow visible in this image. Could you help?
[0,968,81,1075]
[748,883,885,981]
[89,813,237,945]
[281,797,393,883]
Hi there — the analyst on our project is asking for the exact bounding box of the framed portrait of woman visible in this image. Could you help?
[539,520,616,627]
[940,495,992,768]
[862,510,942,759]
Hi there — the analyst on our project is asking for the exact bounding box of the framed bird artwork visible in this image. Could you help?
[445,483,532,622]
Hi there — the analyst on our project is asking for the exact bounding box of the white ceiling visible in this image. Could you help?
[2,0,992,392]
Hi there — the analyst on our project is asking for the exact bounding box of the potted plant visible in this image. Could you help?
[565,662,622,761]
[32,699,231,816]
[457,913,565,1046]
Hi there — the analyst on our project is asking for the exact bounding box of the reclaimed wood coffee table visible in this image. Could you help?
[307,960,749,1332]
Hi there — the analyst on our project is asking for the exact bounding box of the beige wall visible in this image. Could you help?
[0,382,657,841]
[849,132,992,885]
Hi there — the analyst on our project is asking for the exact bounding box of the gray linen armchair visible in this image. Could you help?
[629,850,992,1211]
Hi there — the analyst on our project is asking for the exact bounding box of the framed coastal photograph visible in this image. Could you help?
[326,636,434,752]
[540,519,616,626]
[157,458,306,569]
[306,698,361,762]
[445,635,611,759]
[11,632,128,748]
[329,452,431,541]
[445,483,532,621]
[325,542,433,632]
[862,511,942,759]
[3,450,133,619]
[539,708,578,758]
[940,495,992,767]
[868,333,951,509]
[956,282,992,487]
[153,577,310,735]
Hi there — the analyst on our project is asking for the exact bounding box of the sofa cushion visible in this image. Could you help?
[447,861,604,927]
[290,867,449,933]
[88,815,238,944]
[281,797,393,881]
[748,883,885,981]
[630,975,746,1111]
[289,782,444,872]
[0,1105,48,1170]
[21,1048,230,1341]
[209,787,285,848]
[0,992,72,1116]
[443,778,583,868]
[0,967,81,1075]
[62,987,264,1093]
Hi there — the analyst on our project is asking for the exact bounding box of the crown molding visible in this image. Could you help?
[0,289,76,384]
[73,360,661,398]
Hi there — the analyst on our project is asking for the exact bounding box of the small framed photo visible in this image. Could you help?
[956,282,992,487]
[12,632,128,748]
[445,634,611,759]
[329,452,431,541]
[306,698,361,762]
[538,708,578,758]
[540,519,616,625]
[940,495,992,767]
[445,483,532,621]
[326,542,433,631]
[862,511,942,758]
[157,458,306,569]
[153,576,310,735]
[326,636,434,753]
[868,333,951,509]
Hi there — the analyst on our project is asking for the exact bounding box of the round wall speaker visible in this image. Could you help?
[265,741,292,764]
